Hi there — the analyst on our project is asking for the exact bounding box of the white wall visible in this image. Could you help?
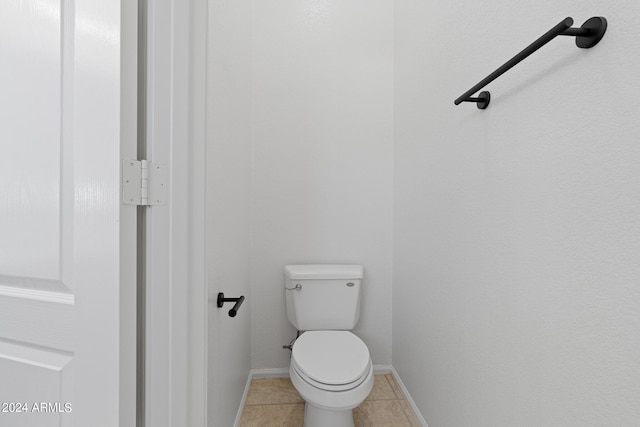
[394,1,640,426]
[250,0,394,370]
[206,0,252,425]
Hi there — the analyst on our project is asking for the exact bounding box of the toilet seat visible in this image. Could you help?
[291,358,371,392]
[291,331,371,392]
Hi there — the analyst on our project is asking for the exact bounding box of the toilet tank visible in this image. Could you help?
[284,264,363,331]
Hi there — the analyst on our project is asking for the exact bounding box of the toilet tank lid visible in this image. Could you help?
[284,264,363,280]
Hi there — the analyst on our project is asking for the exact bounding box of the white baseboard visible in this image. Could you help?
[234,365,429,427]
[232,372,254,427]
[390,367,429,427]
[373,364,393,375]
[250,367,290,378]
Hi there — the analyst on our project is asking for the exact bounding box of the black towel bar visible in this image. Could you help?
[217,293,245,317]
[455,16,607,109]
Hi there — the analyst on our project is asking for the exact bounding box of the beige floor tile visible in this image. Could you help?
[365,375,397,401]
[240,377,422,427]
[399,400,422,427]
[239,403,304,427]
[245,378,304,405]
[353,400,412,427]
[385,374,404,400]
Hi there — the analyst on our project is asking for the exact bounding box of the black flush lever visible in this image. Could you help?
[217,293,245,317]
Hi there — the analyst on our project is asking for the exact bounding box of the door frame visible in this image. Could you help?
[142,0,208,425]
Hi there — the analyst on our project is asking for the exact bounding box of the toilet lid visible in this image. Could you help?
[292,331,370,385]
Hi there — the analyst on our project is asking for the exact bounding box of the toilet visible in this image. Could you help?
[284,265,374,427]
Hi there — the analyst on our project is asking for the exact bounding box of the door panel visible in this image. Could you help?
[0,0,136,426]
[0,339,73,427]
[0,0,64,283]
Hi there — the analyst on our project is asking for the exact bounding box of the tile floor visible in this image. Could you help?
[239,374,421,427]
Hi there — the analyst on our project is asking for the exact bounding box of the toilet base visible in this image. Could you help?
[304,402,354,427]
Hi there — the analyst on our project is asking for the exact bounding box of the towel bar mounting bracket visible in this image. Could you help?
[461,91,491,110]
[572,16,607,49]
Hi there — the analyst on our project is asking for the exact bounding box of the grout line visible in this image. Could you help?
[398,399,421,427]
[384,373,404,400]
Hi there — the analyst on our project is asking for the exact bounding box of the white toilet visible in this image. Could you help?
[284,264,374,427]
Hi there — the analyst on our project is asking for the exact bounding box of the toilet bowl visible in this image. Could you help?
[289,330,374,427]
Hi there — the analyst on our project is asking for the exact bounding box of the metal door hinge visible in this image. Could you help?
[122,159,167,206]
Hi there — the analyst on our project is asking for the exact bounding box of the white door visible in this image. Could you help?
[0,1,137,426]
